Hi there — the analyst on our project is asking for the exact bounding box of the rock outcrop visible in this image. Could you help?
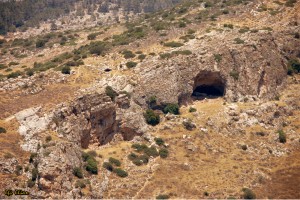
[52,92,117,148]
[133,32,288,106]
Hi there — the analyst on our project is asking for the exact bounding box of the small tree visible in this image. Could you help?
[159,148,169,158]
[154,138,165,146]
[113,168,128,177]
[103,162,114,172]
[0,127,6,134]
[73,167,83,178]
[144,109,160,126]
[164,103,180,115]
[105,86,118,101]
[242,188,256,199]
[278,130,286,143]
[86,158,98,174]
[144,146,159,157]
[61,66,71,74]
[109,157,121,166]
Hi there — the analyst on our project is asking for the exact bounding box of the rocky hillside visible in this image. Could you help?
[0,0,182,35]
[0,0,300,199]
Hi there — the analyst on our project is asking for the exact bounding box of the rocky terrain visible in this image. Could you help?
[0,0,300,199]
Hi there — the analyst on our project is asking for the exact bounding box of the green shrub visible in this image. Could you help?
[172,50,192,56]
[7,71,22,79]
[214,54,222,63]
[103,162,114,171]
[105,86,118,101]
[86,158,98,174]
[31,168,38,181]
[204,1,213,8]
[87,150,97,157]
[163,103,180,115]
[75,180,86,188]
[109,157,121,167]
[82,152,92,162]
[287,59,300,75]
[89,41,108,55]
[144,146,159,157]
[29,153,37,163]
[73,167,83,178]
[241,145,247,151]
[178,21,186,28]
[27,179,35,188]
[0,64,7,69]
[132,159,143,166]
[61,66,71,74]
[164,41,184,48]
[15,165,23,176]
[234,38,245,44]
[132,143,148,152]
[285,0,296,7]
[128,153,138,160]
[156,194,169,199]
[183,119,196,131]
[0,127,7,134]
[36,39,47,48]
[148,96,157,105]
[138,54,146,61]
[230,70,239,80]
[87,33,98,40]
[239,27,250,34]
[242,188,256,199]
[224,24,234,29]
[189,107,197,113]
[278,130,286,143]
[139,154,149,164]
[154,138,165,146]
[26,69,34,76]
[144,109,160,126]
[160,53,172,59]
[126,61,138,68]
[159,148,169,158]
[45,136,52,142]
[113,168,128,177]
[122,50,135,59]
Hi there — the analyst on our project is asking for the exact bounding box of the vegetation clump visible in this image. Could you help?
[163,103,180,115]
[126,61,138,68]
[73,167,83,178]
[109,157,121,167]
[242,188,256,199]
[105,86,118,101]
[113,168,128,178]
[164,41,184,48]
[144,109,160,126]
[122,50,135,59]
[61,66,71,74]
[234,38,245,44]
[0,127,6,133]
[189,107,197,113]
[287,59,300,75]
[159,148,169,158]
[278,130,286,143]
[103,162,114,171]
[154,138,165,146]
[82,151,98,175]
[156,194,170,199]
[230,70,239,80]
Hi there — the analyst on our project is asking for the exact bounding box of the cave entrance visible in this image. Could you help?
[192,71,225,100]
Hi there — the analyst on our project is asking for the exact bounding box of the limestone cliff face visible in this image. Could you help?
[133,33,289,106]
[52,92,117,148]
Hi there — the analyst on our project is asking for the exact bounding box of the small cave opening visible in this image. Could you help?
[192,71,225,100]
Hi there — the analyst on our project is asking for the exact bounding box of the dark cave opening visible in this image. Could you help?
[191,71,225,99]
